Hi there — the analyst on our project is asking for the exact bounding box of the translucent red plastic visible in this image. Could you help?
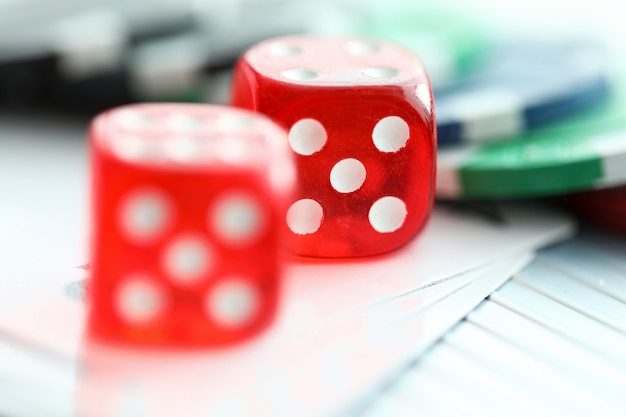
[88,103,295,346]
[232,36,436,257]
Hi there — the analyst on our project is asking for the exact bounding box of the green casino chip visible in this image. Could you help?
[351,1,487,89]
[437,77,626,199]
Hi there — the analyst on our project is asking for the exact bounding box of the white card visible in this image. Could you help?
[0,253,532,417]
[0,200,573,358]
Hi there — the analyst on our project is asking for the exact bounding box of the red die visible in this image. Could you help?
[88,103,295,346]
[232,36,436,257]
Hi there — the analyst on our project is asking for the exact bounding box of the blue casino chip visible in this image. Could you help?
[435,40,610,146]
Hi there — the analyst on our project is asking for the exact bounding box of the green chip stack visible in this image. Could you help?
[437,77,626,199]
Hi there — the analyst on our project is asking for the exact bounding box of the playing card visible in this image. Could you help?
[0,253,532,417]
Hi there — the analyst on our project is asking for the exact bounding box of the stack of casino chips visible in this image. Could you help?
[431,35,626,234]
[0,0,489,111]
[0,0,197,109]
[0,0,330,109]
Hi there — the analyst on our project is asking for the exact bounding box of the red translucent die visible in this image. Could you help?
[88,103,295,346]
[232,36,436,257]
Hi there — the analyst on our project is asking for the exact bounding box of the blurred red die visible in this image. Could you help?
[88,103,295,346]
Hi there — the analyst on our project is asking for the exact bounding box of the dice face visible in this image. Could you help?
[232,36,436,257]
[89,103,295,346]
